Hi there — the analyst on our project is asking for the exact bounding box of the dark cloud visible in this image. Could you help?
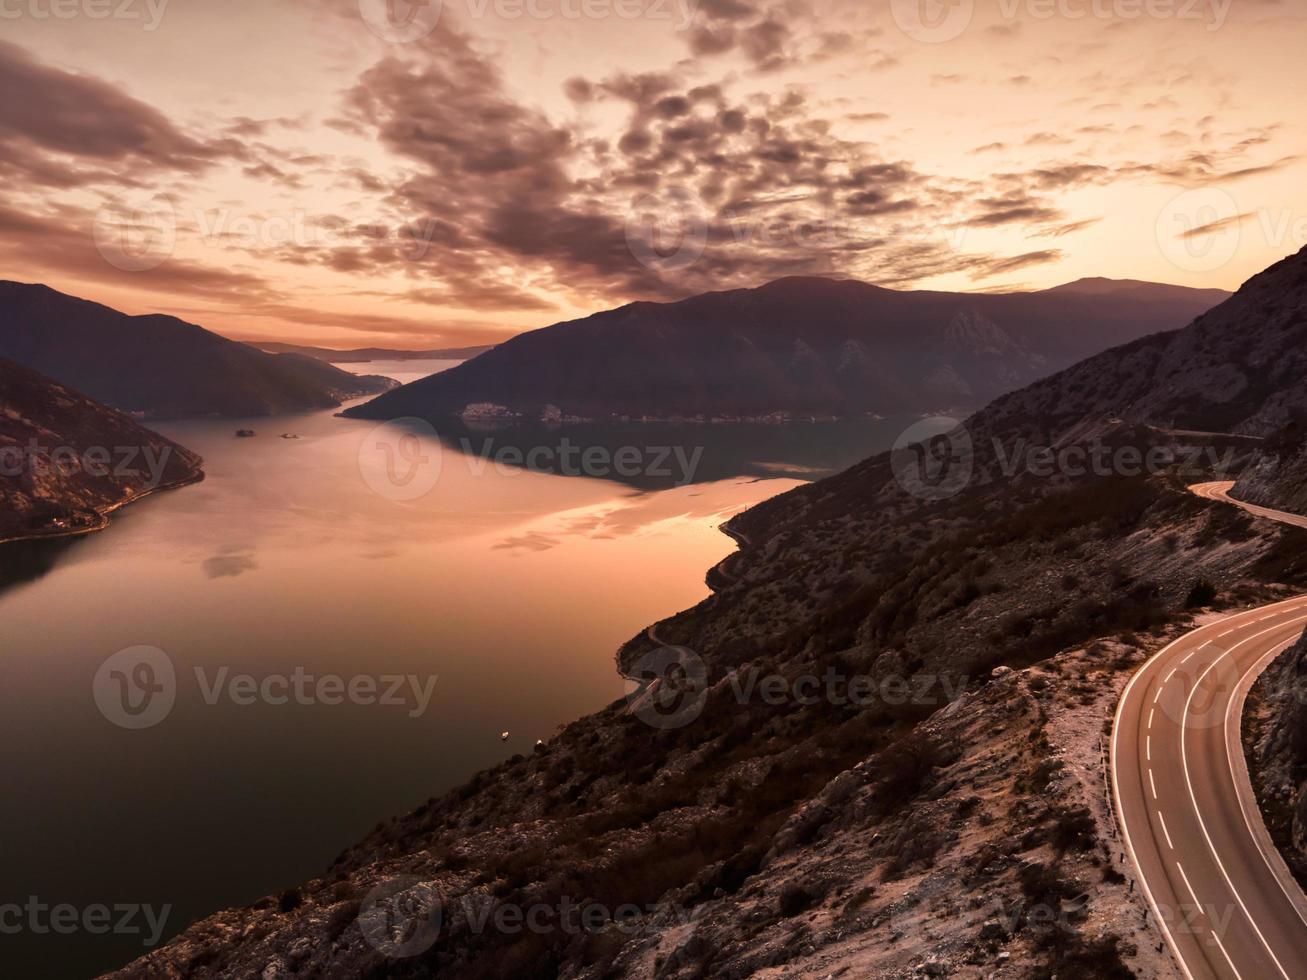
[973,250,1063,278]
[1029,218,1103,239]
[0,40,243,182]
[1177,212,1256,240]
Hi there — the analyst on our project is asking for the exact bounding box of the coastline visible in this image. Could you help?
[0,464,206,548]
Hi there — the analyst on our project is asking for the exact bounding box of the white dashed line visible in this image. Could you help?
[1149,769,1158,800]
[1158,810,1175,849]
[1148,708,1155,730]
[1176,860,1202,907]
[1210,929,1244,980]
[1181,628,1297,980]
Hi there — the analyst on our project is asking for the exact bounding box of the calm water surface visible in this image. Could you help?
[0,357,939,977]
[0,385,800,977]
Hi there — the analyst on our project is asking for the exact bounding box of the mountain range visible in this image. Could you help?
[343,276,1229,425]
[0,282,396,419]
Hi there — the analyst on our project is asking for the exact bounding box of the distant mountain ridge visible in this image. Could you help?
[974,246,1307,440]
[343,276,1228,424]
[254,342,497,363]
[0,283,397,419]
[0,358,203,541]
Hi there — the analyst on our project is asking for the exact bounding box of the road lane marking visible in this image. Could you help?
[1180,620,1306,980]
[1158,810,1175,849]
[1147,735,1152,761]
[1149,708,1155,730]
[1112,592,1307,980]
[1112,638,1199,980]
[1210,929,1244,980]
[1222,636,1307,934]
[1176,860,1202,907]
[1150,769,1158,800]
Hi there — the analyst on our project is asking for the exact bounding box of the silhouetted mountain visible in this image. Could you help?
[0,358,203,541]
[254,341,497,362]
[0,282,396,418]
[344,276,1227,424]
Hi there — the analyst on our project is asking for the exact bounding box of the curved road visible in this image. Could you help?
[1113,481,1307,979]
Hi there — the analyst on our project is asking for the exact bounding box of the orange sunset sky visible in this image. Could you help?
[1,0,1304,348]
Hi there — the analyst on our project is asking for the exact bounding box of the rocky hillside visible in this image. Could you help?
[1245,630,1307,886]
[0,282,396,418]
[970,245,1307,439]
[0,358,203,541]
[1233,423,1307,516]
[343,277,1225,424]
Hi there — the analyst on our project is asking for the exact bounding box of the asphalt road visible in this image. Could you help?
[1112,481,1307,979]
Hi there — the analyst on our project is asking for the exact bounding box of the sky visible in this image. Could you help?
[1,0,1304,348]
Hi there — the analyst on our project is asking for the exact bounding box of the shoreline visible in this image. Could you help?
[0,464,206,548]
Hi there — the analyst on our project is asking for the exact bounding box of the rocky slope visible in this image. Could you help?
[1232,424,1307,516]
[0,358,203,541]
[1245,630,1307,886]
[110,250,1307,979]
[343,277,1225,424]
[0,282,396,418]
[969,246,1307,440]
